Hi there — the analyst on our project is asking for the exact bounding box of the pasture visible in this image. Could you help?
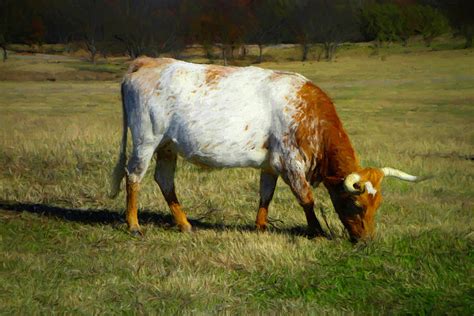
[0,47,473,314]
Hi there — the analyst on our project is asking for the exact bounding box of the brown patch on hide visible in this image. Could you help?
[205,65,236,87]
[155,81,161,96]
[270,70,298,82]
[299,178,314,206]
[244,124,249,131]
[294,82,359,180]
[269,72,284,81]
[128,57,175,74]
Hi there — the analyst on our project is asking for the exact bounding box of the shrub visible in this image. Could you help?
[361,4,449,48]
[360,4,404,48]
[410,5,450,47]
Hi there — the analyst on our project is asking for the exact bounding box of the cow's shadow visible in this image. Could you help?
[0,201,311,237]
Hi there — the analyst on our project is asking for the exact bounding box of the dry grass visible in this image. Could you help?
[0,54,127,81]
[0,48,473,314]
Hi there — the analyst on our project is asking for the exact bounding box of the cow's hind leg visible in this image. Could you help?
[154,148,192,232]
[281,163,326,238]
[256,171,278,231]
[126,144,157,236]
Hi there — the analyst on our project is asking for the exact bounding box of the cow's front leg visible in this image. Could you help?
[282,164,326,238]
[302,202,326,238]
[154,149,192,232]
[256,171,278,231]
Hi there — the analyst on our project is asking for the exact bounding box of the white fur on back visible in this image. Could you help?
[123,59,309,171]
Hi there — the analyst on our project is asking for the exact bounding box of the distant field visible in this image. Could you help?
[0,47,473,313]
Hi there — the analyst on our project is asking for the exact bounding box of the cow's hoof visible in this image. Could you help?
[130,228,143,237]
[256,223,267,232]
[179,223,193,233]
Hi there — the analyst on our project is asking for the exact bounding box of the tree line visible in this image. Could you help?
[0,0,473,63]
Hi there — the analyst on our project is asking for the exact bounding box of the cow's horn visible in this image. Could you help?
[343,172,364,194]
[381,167,424,182]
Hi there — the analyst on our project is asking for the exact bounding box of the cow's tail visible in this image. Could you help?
[109,83,128,198]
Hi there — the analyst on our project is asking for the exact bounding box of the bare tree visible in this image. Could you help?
[0,0,23,61]
[288,0,320,61]
[109,0,153,59]
[439,0,474,48]
[59,0,107,64]
[315,1,359,61]
[83,3,100,65]
[189,0,248,65]
[110,0,183,59]
[248,0,290,63]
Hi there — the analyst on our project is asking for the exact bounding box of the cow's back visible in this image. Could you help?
[122,57,309,169]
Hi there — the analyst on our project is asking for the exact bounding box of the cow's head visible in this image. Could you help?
[325,167,423,243]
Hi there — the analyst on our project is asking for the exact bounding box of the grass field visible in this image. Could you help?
[0,46,473,314]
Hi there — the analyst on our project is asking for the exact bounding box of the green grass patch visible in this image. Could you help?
[0,48,473,313]
[69,62,128,74]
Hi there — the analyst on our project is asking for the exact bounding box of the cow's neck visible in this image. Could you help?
[317,105,360,182]
[297,82,360,184]
[322,124,359,180]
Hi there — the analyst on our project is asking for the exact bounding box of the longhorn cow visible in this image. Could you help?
[111,57,422,242]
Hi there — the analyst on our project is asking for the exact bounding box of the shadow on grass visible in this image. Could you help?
[0,201,311,238]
